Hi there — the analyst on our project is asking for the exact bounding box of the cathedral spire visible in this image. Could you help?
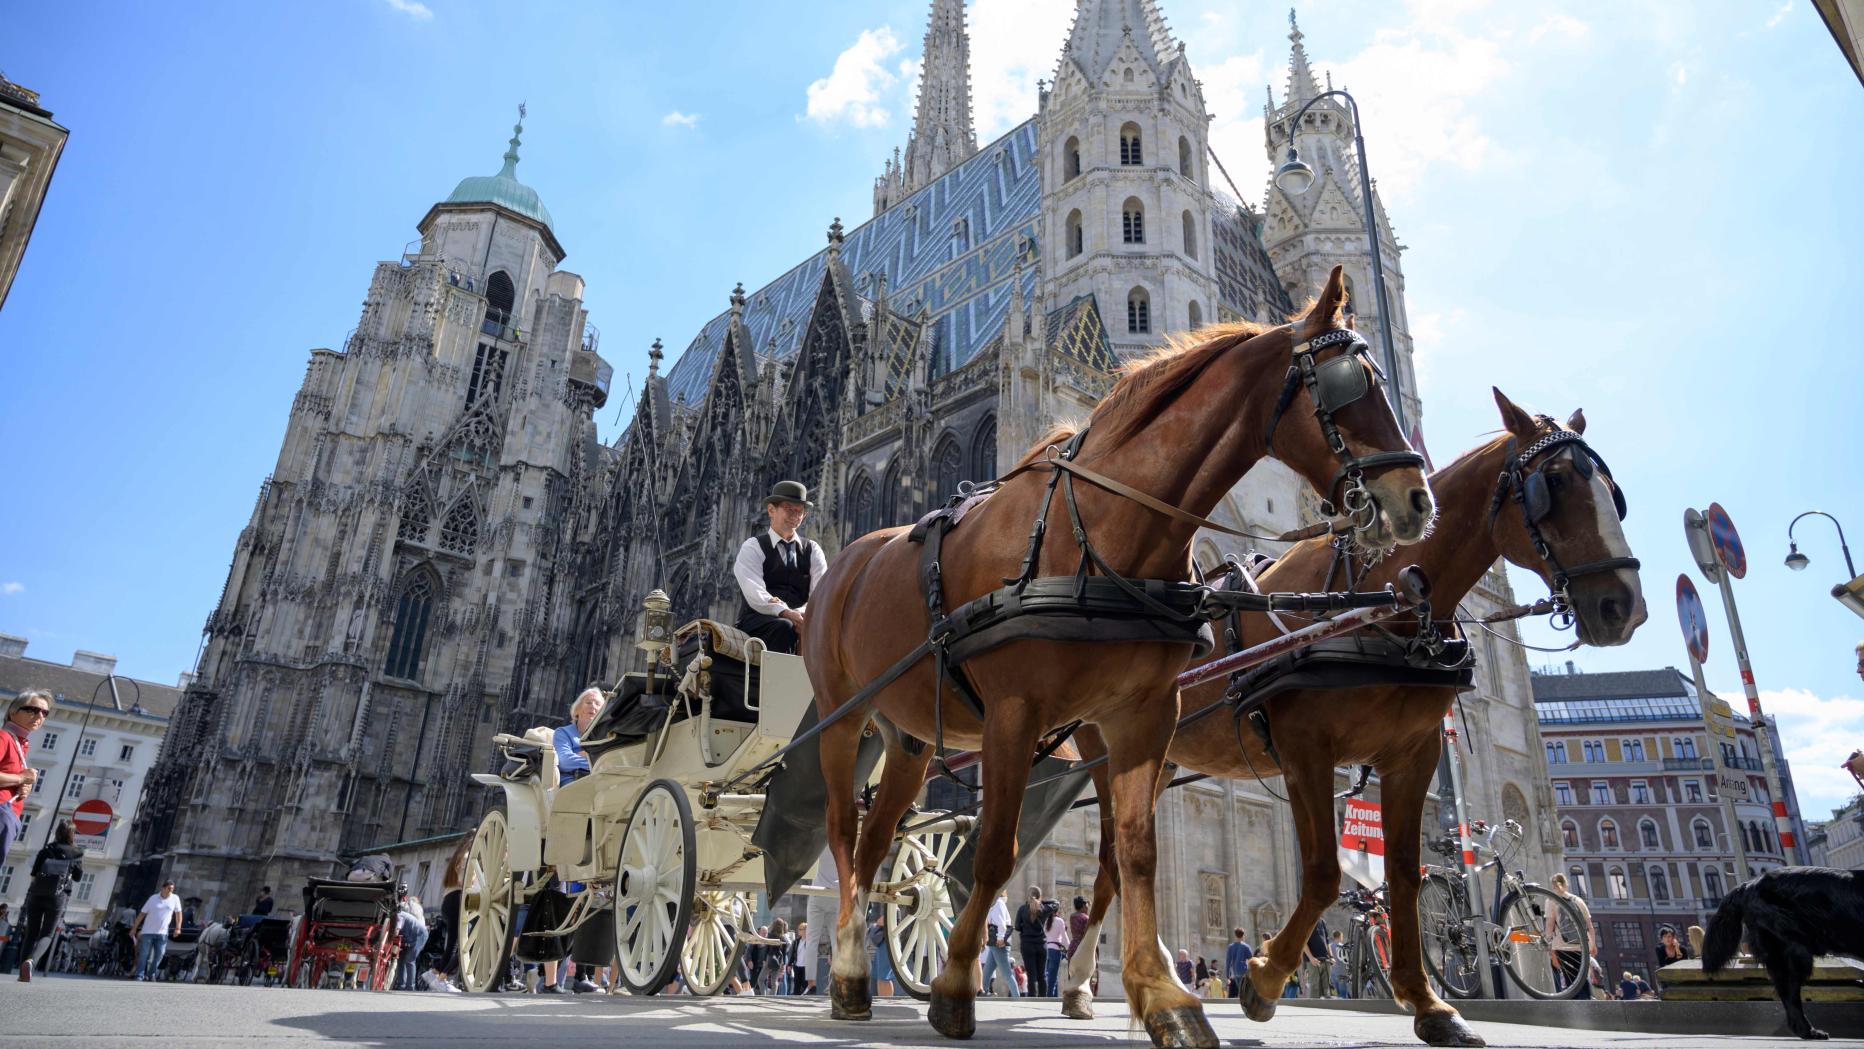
[901,0,978,193]
[499,102,527,178]
[1061,0,1182,81]
[1284,9,1320,107]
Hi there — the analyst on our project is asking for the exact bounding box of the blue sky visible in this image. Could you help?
[2,1,1860,811]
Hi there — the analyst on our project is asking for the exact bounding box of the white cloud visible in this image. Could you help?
[1671,62,1688,86]
[805,27,906,129]
[1528,14,1589,44]
[661,111,701,129]
[1195,51,1270,200]
[1,582,22,595]
[382,0,433,21]
[1766,1,1794,29]
[967,0,1074,137]
[1731,686,1864,819]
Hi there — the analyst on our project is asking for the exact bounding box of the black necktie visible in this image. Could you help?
[783,540,797,569]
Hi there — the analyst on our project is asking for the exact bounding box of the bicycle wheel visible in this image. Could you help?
[1496,885,1589,1000]
[1416,872,1481,999]
[1352,920,1393,999]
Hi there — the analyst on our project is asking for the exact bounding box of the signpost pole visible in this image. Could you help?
[1688,654,1751,882]
[1440,708,1498,996]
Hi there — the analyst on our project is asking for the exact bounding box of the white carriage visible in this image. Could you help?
[457,592,970,997]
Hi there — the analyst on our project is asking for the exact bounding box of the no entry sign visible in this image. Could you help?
[72,798,113,838]
[1676,574,1710,664]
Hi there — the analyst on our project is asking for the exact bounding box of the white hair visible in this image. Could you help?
[569,687,606,720]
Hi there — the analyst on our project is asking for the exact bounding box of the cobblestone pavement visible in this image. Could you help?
[0,977,1841,1048]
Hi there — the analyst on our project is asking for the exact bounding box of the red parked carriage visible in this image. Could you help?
[286,878,401,990]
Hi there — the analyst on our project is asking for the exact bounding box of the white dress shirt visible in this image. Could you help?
[733,529,828,616]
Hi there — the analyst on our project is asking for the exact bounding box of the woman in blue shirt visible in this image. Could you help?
[544,688,606,993]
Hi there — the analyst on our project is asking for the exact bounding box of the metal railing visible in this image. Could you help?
[1662,757,1712,771]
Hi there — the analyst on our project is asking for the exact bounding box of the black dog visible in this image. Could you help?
[1704,867,1864,1039]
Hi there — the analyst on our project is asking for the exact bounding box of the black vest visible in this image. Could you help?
[740,533,812,622]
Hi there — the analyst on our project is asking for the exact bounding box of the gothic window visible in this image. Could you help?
[1123,68,1135,85]
[848,471,877,539]
[1569,865,1590,897]
[484,270,516,337]
[1066,210,1084,259]
[466,342,508,408]
[1178,136,1194,178]
[1127,287,1150,334]
[1648,867,1670,902]
[1562,821,1579,850]
[1624,738,1646,762]
[1188,300,1202,329]
[1182,210,1197,259]
[1606,866,1629,900]
[1119,123,1143,166]
[881,458,905,527]
[439,497,479,554]
[385,568,438,680]
[1599,819,1619,849]
[1064,136,1081,180]
[1703,867,1723,902]
[970,415,997,480]
[932,434,964,502]
[1692,819,1714,848]
[1122,198,1145,244]
[398,484,434,543]
[1639,819,1660,848]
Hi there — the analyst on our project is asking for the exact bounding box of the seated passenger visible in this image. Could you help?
[553,688,607,784]
[732,480,827,656]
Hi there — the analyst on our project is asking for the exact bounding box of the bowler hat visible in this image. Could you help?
[765,480,813,508]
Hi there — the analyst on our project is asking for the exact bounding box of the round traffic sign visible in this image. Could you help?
[1676,574,1710,664]
[1706,502,1746,579]
[72,798,113,837]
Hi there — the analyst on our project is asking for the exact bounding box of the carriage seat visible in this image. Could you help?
[673,619,761,724]
[300,877,398,929]
[582,673,676,758]
[493,728,559,792]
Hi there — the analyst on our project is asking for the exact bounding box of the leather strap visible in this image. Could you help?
[1037,454,1326,545]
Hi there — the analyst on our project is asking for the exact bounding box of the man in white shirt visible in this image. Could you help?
[733,481,828,655]
[134,879,184,981]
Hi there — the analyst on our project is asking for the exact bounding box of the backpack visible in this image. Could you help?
[29,851,77,898]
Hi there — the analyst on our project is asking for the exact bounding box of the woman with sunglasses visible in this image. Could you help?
[0,689,51,862]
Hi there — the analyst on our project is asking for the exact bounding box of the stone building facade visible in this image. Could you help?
[124,117,613,916]
[0,73,68,312]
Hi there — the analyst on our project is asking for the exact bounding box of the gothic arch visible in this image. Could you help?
[384,564,441,681]
[970,414,997,481]
[1119,122,1142,165]
[1187,299,1202,329]
[398,481,435,544]
[1066,209,1084,259]
[880,456,906,528]
[438,495,480,555]
[1598,818,1619,849]
[1561,820,1579,850]
[1127,286,1151,335]
[932,432,964,503]
[1064,135,1081,180]
[1182,210,1197,259]
[847,470,877,540]
[1122,197,1145,244]
[485,270,516,327]
[1179,135,1194,179]
[1638,818,1661,849]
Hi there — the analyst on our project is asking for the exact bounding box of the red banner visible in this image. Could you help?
[1339,798,1385,888]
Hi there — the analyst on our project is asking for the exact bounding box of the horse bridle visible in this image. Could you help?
[1489,424,1638,609]
[1264,327,1426,525]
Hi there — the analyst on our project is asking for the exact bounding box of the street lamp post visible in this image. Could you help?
[1273,88,1405,430]
[1784,510,1858,578]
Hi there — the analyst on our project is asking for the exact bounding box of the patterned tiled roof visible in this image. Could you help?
[665,120,1042,405]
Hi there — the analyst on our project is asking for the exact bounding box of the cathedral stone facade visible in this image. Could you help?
[129,1,1565,962]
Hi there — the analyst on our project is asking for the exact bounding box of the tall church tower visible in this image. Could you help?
[1261,11,1421,429]
[125,113,612,915]
[1039,0,1220,358]
[874,0,980,215]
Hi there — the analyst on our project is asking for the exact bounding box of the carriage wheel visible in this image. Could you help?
[237,940,260,986]
[458,808,518,993]
[613,779,696,995]
[680,890,749,997]
[883,816,963,1001]
[286,921,311,989]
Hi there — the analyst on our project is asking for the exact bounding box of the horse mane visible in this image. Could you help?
[1011,424,1079,470]
[1088,321,1275,448]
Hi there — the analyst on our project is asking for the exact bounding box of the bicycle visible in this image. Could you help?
[1338,885,1394,1000]
[1416,817,1590,1000]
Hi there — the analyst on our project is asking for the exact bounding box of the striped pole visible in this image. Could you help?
[1707,563,1801,861]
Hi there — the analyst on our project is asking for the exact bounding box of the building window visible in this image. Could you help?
[1562,821,1579,849]
[1122,198,1145,244]
[111,779,124,802]
[1555,782,1573,806]
[1583,740,1604,762]
[78,737,97,757]
[1631,781,1651,805]
[1693,820,1714,848]
[66,774,86,800]
[970,415,997,485]
[466,342,509,408]
[1591,782,1612,805]
[1064,136,1081,180]
[0,865,12,896]
[1600,820,1619,849]
[1066,209,1084,259]
[1188,300,1202,329]
[399,484,435,543]
[483,269,515,335]
[1703,867,1723,903]
[1201,872,1225,932]
[1568,865,1590,897]
[1178,135,1194,178]
[847,472,877,538]
[1127,287,1151,334]
[40,732,58,752]
[1119,122,1143,165]
[932,435,964,501]
[1648,867,1670,902]
[1181,210,1197,259]
[75,870,95,902]
[1547,741,1568,764]
[881,458,905,527]
[1607,869,1630,901]
[1612,919,1643,946]
[1675,736,1698,759]
[1683,780,1703,803]
[1624,738,1646,762]
[119,744,135,762]
[1639,820,1660,848]
[439,498,479,554]
[385,569,437,680]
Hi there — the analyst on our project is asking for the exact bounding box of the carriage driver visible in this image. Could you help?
[733,480,828,655]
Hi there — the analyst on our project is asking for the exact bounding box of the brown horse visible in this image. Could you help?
[1064,389,1646,1046]
[802,267,1434,1047]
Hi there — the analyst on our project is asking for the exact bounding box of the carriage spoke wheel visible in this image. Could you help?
[614,780,696,995]
[883,817,962,1001]
[680,890,749,997]
[458,808,517,993]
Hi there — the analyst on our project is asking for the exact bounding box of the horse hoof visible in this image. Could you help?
[1061,988,1095,1020]
[1238,975,1278,1023]
[1415,1011,1485,1047]
[1143,1005,1220,1048]
[829,975,871,1021]
[928,988,976,1039]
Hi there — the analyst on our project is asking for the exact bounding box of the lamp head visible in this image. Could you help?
[1274,148,1315,195]
[1785,544,1809,571]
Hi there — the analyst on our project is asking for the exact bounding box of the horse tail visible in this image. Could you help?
[1702,884,1752,973]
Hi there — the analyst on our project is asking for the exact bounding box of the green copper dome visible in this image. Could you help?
[445,112,554,233]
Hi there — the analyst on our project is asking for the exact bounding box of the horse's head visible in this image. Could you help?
[1268,266,1434,552]
[1489,388,1647,647]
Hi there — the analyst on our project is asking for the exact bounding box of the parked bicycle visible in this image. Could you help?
[1338,884,1393,1000]
[1416,817,1589,1000]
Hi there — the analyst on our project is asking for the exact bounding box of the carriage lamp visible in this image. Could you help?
[637,589,673,656]
[1273,148,1316,195]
